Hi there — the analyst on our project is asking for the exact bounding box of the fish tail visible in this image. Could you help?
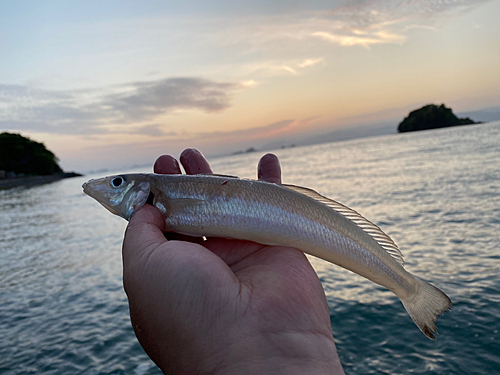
[400,276,452,340]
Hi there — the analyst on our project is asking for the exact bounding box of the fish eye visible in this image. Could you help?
[111,176,124,188]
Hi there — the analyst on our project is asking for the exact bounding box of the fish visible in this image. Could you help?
[82,173,452,339]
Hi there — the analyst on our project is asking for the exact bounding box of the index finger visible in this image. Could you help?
[180,148,213,175]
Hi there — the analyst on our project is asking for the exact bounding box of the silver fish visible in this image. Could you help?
[83,173,452,339]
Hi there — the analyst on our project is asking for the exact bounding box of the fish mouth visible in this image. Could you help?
[82,181,91,195]
[82,179,96,197]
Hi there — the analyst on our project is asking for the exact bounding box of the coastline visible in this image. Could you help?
[0,172,82,190]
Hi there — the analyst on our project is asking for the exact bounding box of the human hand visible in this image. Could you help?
[123,148,345,375]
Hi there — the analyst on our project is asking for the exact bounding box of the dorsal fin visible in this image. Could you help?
[282,184,404,266]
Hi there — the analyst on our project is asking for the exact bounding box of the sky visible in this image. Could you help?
[1,0,500,172]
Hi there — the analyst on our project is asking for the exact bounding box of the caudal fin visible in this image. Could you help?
[400,276,452,340]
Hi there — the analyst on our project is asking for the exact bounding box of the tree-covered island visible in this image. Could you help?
[0,132,81,189]
[397,104,480,133]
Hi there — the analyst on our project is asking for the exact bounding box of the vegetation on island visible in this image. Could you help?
[397,104,479,133]
[0,132,63,176]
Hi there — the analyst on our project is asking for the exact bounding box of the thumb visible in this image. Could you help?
[123,204,166,264]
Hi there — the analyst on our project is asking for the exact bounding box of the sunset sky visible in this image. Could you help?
[2,0,500,172]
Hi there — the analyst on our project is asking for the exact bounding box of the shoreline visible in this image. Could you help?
[0,172,82,190]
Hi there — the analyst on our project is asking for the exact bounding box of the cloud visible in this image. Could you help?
[240,61,298,77]
[326,0,493,25]
[0,84,72,103]
[213,0,493,53]
[102,78,240,122]
[0,78,245,136]
[131,124,178,137]
[298,58,325,68]
[241,57,325,78]
[280,66,298,75]
[307,0,492,47]
[196,119,295,141]
[80,118,299,166]
[311,31,405,47]
[128,118,296,145]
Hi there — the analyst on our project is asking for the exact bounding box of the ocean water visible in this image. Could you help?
[1,122,499,374]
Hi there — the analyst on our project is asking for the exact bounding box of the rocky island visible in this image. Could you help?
[0,132,81,189]
[397,104,479,133]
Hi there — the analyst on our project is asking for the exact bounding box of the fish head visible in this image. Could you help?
[82,174,150,220]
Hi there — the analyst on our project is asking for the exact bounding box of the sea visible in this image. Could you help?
[1,121,499,374]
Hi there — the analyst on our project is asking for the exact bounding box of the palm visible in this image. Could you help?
[204,237,330,328]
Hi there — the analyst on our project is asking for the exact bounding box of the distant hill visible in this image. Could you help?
[0,132,63,176]
[458,106,500,123]
[397,104,479,133]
